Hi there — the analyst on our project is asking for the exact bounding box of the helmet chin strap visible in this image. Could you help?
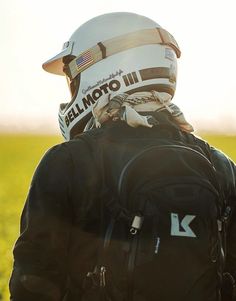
[91,91,193,133]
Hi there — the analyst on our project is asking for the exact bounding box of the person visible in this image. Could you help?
[9,12,236,301]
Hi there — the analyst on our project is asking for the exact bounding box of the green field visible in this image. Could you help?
[0,134,235,300]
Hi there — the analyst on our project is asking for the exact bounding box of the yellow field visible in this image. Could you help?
[0,134,62,300]
[0,134,235,300]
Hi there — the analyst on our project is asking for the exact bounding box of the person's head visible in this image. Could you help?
[43,12,181,140]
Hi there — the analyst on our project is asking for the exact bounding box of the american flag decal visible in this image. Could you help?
[76,50,94,72]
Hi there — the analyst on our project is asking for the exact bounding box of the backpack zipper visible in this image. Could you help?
[127,215,144,300]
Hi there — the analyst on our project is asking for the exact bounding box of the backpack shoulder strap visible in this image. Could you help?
[177,130,213,162]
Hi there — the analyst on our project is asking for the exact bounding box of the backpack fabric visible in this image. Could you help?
[79,124,226,301]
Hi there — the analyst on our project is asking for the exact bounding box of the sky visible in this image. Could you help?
[1,0,236,136]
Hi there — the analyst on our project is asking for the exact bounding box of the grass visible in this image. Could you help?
[0,134,62,300]
[200,134,236,161]
[0,133,235,300]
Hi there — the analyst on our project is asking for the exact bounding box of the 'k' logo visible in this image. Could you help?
[171,213,196,238]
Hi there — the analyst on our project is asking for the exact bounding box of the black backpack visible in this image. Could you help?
[80,132,228,301]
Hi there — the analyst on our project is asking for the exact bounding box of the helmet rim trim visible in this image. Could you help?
[42,40,74,75]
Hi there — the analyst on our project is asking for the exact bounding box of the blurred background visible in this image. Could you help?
[1,0,236,134]
[0,0,235,299]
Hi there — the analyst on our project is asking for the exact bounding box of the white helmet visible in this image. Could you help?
[43,12,181,140]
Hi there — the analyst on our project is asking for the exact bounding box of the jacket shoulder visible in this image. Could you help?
[194,135,236,199]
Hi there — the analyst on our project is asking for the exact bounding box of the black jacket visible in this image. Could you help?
[10,119,236,301]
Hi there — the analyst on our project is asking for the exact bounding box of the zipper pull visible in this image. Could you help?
[130,215,144,235]
[217,220,222,232]
[222,206,231,222]
[155,237,161,254]
[100,266,106,287]
[218,206,232,231]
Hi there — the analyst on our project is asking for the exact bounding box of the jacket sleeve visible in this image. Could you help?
[9,143,73,301]
[210,147,236,300]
